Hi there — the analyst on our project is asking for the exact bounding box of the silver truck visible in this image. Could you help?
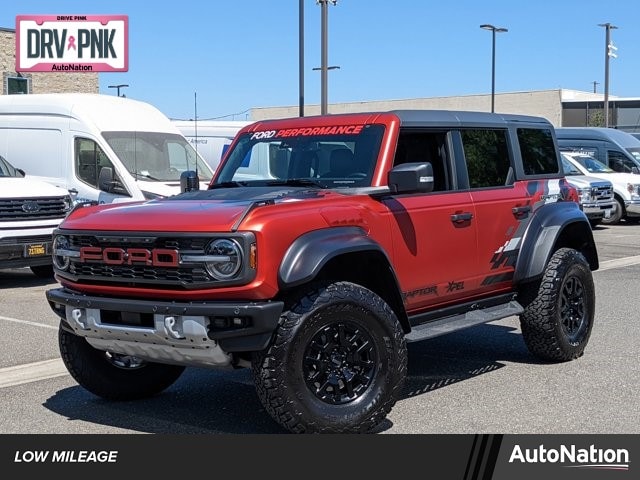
[561,154,615,227]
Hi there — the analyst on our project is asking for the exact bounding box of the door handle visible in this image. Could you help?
[451,212,473,223]
[512,206,531,218]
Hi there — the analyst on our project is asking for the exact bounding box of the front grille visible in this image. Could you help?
[0,234,52,246]
[0,197,68,221]
[592,186,613,201]
[57,232,255,290]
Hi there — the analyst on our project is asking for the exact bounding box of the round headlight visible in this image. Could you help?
[52,235,71,270]
[204,239,242,280]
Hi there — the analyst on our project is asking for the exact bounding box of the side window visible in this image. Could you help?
[608,150,635,173]
[518,128,559,175]
[394,131,449,191]
[74,137,126,193]
[461,129,511,188]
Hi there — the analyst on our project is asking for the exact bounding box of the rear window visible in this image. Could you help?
[518,128,560,176]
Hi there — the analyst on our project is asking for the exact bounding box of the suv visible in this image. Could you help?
[0,154,72,277]
[560,154,615,226]
[46,110,598,433]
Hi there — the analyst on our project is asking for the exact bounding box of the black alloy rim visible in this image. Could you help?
[303,321,377,405]
[560,275,587,343]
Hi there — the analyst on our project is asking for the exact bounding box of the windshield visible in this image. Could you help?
[102,131,213,182]
[571,155,614,173]
[561,156,582,175]
[215,124,385,188]
[627,147,640,163]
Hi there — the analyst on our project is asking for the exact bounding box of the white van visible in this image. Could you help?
[0,94,214,205]
[172,120,251,172]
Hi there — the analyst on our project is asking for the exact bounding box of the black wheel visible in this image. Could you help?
[519,248,595,362]
[30,264,54,278]
[601,198,623,225]
[59,325,185,400]
[252,281,407,433]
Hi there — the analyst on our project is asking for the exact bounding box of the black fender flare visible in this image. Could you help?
[278,226,390,288]
[514,202,598,284]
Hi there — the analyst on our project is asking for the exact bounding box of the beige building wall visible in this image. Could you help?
[0,28,98,95]
[251,89,564,126]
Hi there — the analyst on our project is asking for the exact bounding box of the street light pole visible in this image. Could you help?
[598,22,618,128]
[480,24,508,113]
[108,84,129,97]
[299,0,304,117]
[317,0,337,115]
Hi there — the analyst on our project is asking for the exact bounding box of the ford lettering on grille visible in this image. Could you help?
[79,247,179,267]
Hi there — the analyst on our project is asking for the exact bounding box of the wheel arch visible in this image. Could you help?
[514,202,599,285]
[278,227,410,332]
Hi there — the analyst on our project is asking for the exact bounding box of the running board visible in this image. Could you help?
[405,300,524,343]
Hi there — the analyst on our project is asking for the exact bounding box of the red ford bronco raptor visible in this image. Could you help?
[47,110,598,433]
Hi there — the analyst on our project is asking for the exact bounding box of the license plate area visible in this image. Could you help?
[101,310,154,328]
[25,243,46,257]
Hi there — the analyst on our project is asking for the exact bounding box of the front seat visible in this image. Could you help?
[321,148,354,177]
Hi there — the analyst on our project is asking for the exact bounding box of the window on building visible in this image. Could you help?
[7,77,28,95]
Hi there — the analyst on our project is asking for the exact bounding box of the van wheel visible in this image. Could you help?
[252,281,407,433]
[519,248,595,362]
[601,198,623,225]
[59,324,185,400]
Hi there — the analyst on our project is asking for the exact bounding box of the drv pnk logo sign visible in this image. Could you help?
[16,15,128,72]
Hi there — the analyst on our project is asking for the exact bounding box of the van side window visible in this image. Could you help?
[461,129,511,188]
[394,131,449,191]
[517,128,559,175]
[74,138,124,192]
[608,150,635,173]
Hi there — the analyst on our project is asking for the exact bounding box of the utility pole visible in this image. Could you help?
[316,0,338,115]
[299,0,304,117]
[598,23,618,128]
[592,81,600,93]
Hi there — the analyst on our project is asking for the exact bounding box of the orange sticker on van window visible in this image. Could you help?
[250,125,363,140]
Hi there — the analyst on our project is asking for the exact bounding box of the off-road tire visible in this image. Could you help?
[59,324,185,400]
[252,281,407,433]
[519,248,594,362]
[30,264,54,278]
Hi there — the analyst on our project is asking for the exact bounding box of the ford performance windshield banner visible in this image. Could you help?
[15,15,128,72]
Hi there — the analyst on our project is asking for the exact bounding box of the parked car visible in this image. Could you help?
[560,155,615,227]
[562,151,640,224]
[0,154,72,277]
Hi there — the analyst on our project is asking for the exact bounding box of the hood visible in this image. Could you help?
[581,171,640,187]
[60,186,330,232]
[2,176,70,198]
[564,174,612,189]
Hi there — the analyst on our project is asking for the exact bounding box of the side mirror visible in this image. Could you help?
[388,162,434,194]
[632,166,639,175]
[180,170,200,193]
[98,166,114,192]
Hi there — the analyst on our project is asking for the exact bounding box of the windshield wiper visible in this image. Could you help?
[131,171,161,181]
[265,178,325,188]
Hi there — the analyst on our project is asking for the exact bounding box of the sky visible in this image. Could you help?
[2,1,639,121]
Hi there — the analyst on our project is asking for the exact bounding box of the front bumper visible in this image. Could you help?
[46,287,284,368]
[582,202,615,221]
[625,200,640,217]
[0,236,52,269]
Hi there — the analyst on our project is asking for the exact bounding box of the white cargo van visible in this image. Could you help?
[172,120,251,171]
[0,94,214,205]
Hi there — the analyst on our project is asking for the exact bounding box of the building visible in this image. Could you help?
[250,89,640,134]
[0,27,98,95]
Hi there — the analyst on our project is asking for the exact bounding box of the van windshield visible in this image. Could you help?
[214,124,385,188]
[627,147,640,163]
[102,131,213,182]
